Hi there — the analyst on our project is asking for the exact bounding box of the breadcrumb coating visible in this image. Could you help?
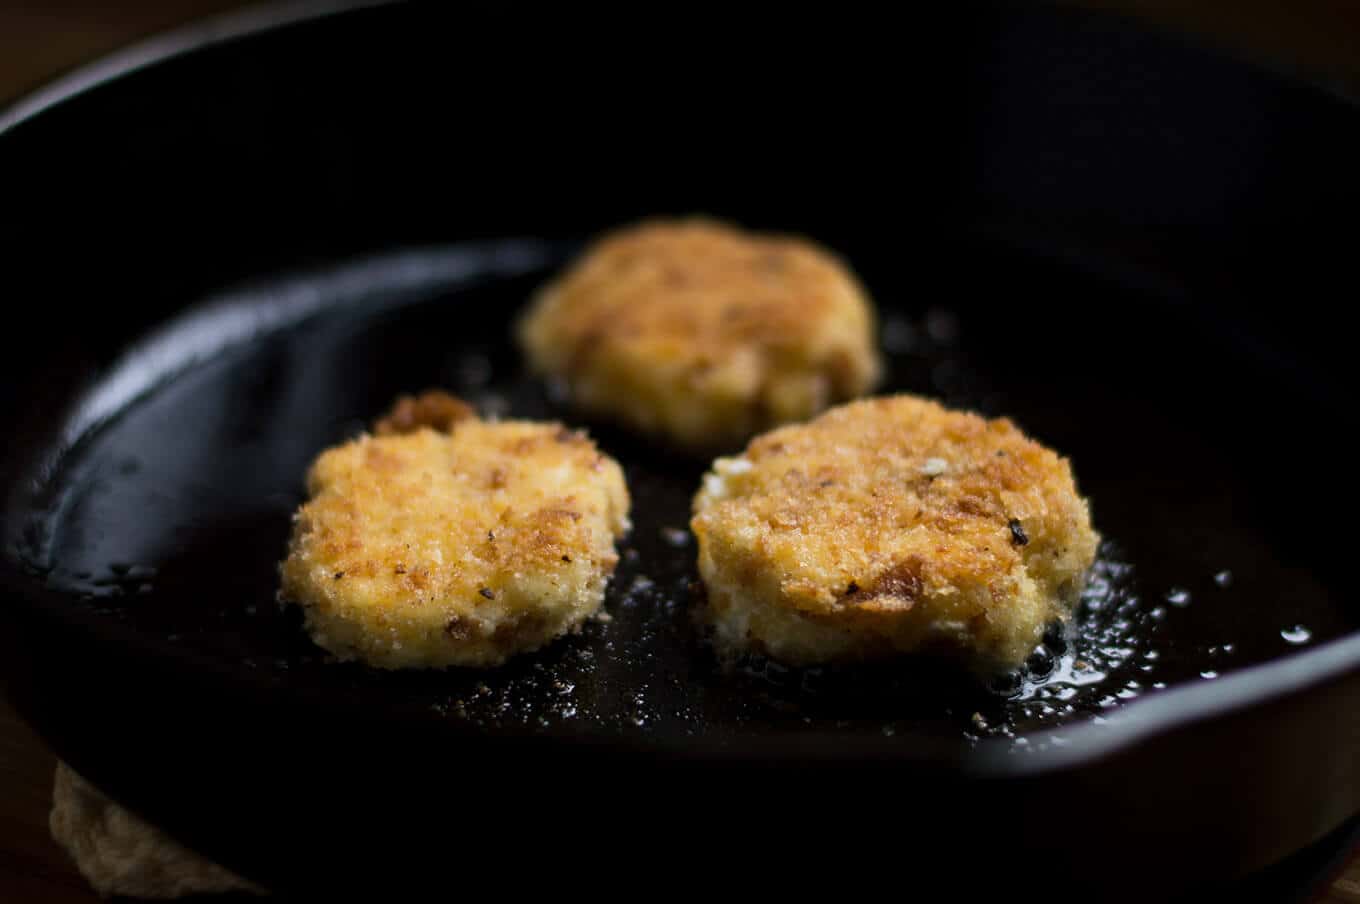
[690,395,1098,671]
[280,392,630,668]
[518,218,881,450]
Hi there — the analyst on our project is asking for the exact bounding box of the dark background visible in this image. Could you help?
[6,2,1360,107]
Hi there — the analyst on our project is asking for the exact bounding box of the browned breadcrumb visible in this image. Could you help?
[373,389,476,436]
[280,396,630,668]
[518,218,881,449]
[690,395,1099,671]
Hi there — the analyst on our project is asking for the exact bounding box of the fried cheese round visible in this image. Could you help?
[690,395,1098,672]
[280,392,630,668]
[518,219,881,450]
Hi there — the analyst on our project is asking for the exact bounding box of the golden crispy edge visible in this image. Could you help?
[372,389,477,436]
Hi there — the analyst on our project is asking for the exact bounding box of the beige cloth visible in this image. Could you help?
[49,762,264,899]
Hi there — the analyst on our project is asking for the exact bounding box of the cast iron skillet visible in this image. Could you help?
[3,2,1359,898]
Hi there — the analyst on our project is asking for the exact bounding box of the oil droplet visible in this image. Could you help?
[477,392,511,419]
[545,376,571,403]
[1281,625,1312,645]
[931,360,961,392]
[660,527,690,547]
[1200,670,1218,679]
[1214,570,1233,588]
[1166,587,1191,607]
[456,353,492,387]
[881,315,916,353]
[925,309,960,344]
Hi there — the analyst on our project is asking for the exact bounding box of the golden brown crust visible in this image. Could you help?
[518,218,881,449]
[372,389,476,436]
[280,397,630,668]
[690,395,1099,670]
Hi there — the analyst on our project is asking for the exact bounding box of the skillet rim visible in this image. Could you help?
[0,0,1358,781]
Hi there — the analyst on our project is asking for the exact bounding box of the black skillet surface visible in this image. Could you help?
[2,2,1359,899]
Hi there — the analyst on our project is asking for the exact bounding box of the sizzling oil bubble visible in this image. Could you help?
[719,606,1185,739]
[1281,625,1312,645]
[1165,587,1191,607]
[880,314,917,354]
[660,527,690,547]
[924,309,960,345]
[544,376,571,403]
[1214,570,1233,588]
[455,353,493,387]
[476,392,511,418]
[1025,646,1055,678]
[1010,547,1137,716]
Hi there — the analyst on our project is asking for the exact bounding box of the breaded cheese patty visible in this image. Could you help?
[280,391,630,668]
[518,219,881,449]
[690,395,1098,672]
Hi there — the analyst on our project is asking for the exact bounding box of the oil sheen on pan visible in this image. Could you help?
[22,240,1356,750]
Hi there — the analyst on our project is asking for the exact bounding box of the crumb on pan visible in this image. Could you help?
[280,392,630,668]
[517,218,881,450]
[690,394,1099,672]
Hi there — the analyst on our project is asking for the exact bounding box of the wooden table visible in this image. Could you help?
[1,699,98,902]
